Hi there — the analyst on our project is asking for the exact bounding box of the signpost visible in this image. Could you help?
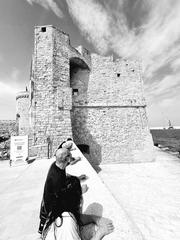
[10,136,28,165]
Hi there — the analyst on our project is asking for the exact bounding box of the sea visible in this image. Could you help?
[150,128,180,157]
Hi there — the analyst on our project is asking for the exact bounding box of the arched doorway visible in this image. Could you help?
[69,57,90,154]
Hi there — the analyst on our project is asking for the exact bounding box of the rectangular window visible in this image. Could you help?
[73,89,78,96]
[41,27,46,32]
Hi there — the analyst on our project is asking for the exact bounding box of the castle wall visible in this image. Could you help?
[71,54,154,164]
[29,26,89,157]
[71,108,153,164]
[29,26,70,157]
[30,25,154,163]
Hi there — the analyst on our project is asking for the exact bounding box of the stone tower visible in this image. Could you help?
[29,25,154,164]
[16,90,30,136]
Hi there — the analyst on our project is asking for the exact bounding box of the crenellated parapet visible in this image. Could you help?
[16,91,29,100]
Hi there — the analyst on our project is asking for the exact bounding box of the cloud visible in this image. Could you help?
[0,82,18,95]
[25,0,63,18]
[0,69,22,120]
[0,68,22,95]
[65,0,180,79]
[66,0,112,54]
[145,70,180,108]
[148,74,180,97]
[65,0,180,126]
[171,57,180,71]
[109,0,180,77]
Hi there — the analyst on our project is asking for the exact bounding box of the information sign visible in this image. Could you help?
[10,136,28,163]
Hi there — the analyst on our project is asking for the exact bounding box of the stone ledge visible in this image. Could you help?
[67,143,144,240]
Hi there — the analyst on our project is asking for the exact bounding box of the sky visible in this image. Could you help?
[0,0,180,127]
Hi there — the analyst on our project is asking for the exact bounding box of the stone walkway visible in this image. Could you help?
[0,147,180,240]
[0,148,143,240]
[99,148,180,240]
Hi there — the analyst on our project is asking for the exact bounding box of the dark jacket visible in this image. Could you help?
[38,162,67,234]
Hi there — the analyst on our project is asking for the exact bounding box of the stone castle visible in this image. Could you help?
[15,25,154,165]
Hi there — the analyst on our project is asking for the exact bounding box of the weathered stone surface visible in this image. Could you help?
[22,25,153,163]
[16,91,29,135]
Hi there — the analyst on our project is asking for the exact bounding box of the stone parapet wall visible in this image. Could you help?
[67,143,145,239]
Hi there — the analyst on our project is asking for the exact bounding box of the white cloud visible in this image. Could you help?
[0,82,19,95]
[109,0,180,77]
[147,74,180,97]
[144,68,180,126]
[145,70,180,115]
[0,69,22,99]
[65,0,180,126]
[65,0,180,78]
[25,0,63,18]
[66,0,111,54]
[171,58,180,71]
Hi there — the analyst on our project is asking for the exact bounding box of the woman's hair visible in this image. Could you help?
[57,139,73,150]
[57,141,66,149]
[64,176,82,224]
[46,175,83,230]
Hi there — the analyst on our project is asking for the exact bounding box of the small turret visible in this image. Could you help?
[16,90,30,135]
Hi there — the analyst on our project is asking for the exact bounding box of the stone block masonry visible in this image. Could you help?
[16,91,29,136]
[19,25,154,163]
[71,53,154,164]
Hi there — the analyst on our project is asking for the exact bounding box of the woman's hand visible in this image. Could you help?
[78,174,88,181]
[69,156,81,165]
[81,184,88,194]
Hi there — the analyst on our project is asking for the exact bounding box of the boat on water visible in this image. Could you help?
[163,120,174,130]
[168,120,174,129]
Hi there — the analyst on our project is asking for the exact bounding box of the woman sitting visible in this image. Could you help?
[42,175,114,240]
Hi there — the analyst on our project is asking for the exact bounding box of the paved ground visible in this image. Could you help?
[99,148,180,240]
[0,149,143,240]
[0,148,180,240]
